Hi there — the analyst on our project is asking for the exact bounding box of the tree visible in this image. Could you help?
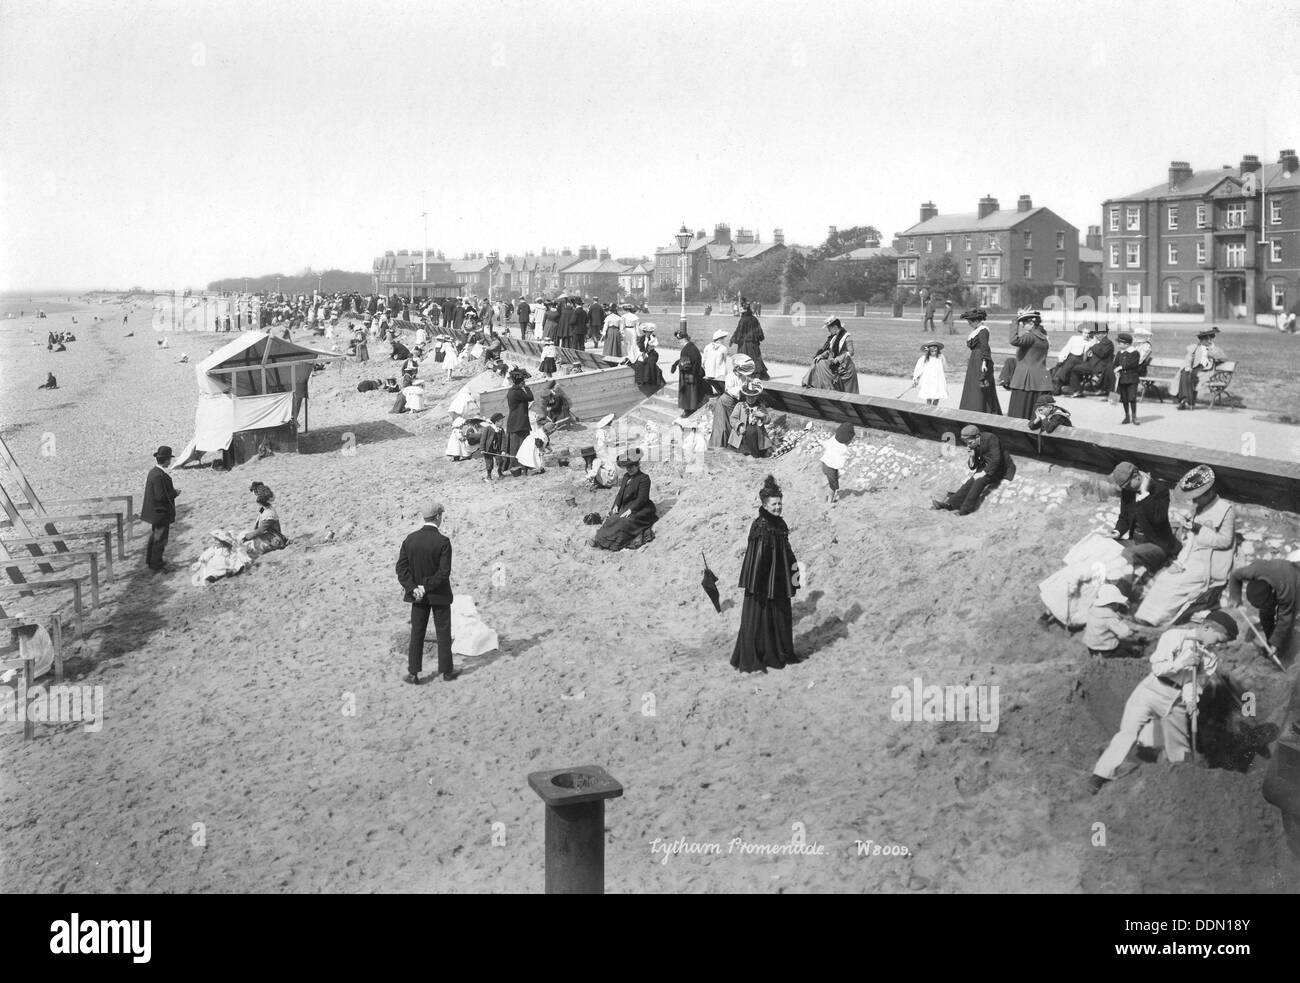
[921,254,965,305]
[811,224,884,261]
[780,250,810,306]
[730,251,786,304]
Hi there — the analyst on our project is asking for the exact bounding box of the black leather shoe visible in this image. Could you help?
[439,670,461,683]
[403,673,420,685]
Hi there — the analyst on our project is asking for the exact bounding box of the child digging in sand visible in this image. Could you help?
[820,422,855,503]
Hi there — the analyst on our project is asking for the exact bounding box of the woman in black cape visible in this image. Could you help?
[730,304,769,381]
[731,475,802,673]
[957,308,1001,414]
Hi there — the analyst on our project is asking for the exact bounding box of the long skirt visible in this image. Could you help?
[1007,388,1047,420]
[959,363,1002,414]
[833,359,860,394]
[709,393,738,448]
[737,341,768,380]
[678,375,708,415]
[506,430,528,471]
[1135,565,1225,626]
[803,359,836,390]
[731,591,800,672]
[603,329,623,358]
[591,510,656,551]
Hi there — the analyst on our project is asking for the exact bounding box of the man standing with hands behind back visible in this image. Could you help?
[396,500,457,685]
[141,445,179,573]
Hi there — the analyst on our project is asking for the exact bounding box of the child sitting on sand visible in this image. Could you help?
[820,422,855,503]
[1083,583,1149,657]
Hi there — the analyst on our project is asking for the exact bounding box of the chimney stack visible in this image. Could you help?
[1240,154,1262,175]
[713,223,731,244]
[1017,194,1033,212]
[1086,225,1101,250]
[773,229,785,245]
[735,227,754,245]
[977,195,999,220]
[1281,149,1300,174]
[828,225,838,238]
[599,247,610,261]
[919,202,938,223]
[1168,161,1194,189]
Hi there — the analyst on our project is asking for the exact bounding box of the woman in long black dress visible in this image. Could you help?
[731,475,802,673]
[504,368,534,476]
[1007,308,1052,420]
[730,304,769,380]
[957,308,1001,414]
[590,449,657,550]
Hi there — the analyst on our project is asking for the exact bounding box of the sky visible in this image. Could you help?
[2,0,1299,290]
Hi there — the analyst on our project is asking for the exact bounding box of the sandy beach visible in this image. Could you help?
[2,297,1299,893]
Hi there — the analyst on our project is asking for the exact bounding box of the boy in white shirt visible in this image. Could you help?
[819,422,855,502]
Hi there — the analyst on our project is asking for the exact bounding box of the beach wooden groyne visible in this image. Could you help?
[760,383,1300,514]
[475,366,661,425]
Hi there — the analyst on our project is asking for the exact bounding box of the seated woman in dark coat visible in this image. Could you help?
[731,474,802,673]
[241,481,289,555]
[590,448,657,551]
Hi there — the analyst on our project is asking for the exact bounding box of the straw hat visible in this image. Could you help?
[209,529,236,546]
[740,379,764,401]
[732,354,756,377]
[921,341,944,352]
[616,447,644,467]
[1176,464,1216,498]
[711,328,728,341]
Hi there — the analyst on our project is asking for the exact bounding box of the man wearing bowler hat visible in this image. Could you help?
[140,445,180,572]
[395,500,457,685]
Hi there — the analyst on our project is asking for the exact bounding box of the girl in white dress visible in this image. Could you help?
[912,341,949,406]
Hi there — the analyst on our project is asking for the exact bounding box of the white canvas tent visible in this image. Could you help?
[188,332,338,454]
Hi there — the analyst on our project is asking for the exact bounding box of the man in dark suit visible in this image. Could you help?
[395,501,457,684]
[1109,461,1180,571]
[588,299,605,345]
[141,445,180,572]
[571,300,589,349]
[557,298,574,349]
[931,425,1006,515]
[452,300,466,334]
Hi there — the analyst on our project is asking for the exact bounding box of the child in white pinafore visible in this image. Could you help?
[912,342,949,406]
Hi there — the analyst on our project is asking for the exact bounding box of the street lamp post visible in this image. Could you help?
[276,275,281,299]
[675,223,692,336]
[409,263,417,306]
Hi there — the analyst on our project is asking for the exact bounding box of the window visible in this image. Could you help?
[1224,203,1247,228]
[1167,207,1179,230]
[986,234,999,250]
[1127,281,1142,309]
[1167,281,1180,307]
[979,257,1001,279]
[1126,206,1140,231]
[945,236,952,252]
[1107,281,1121,306]
[1225,242,1246,267]
[1126,242,1140,266]
[1056,231,1066,250]
[1195,280,1205,305]
[988,286,1001,306]
[964,259,972,276]
[1109,243,1120,268]
[1167,243,1178,264]
[926,238,933,253]
[1023,258,1032,278]
[1270,198,1282,224]
[1196,204,1207,228]
[1023,231,1033,249]
[1273,283,1287,310]
[1270,239,1282,263]
[963,235,972,251]
[1109,208,1120,231]
[898,258,918,279]
[1196,241,1207,265]
[908,238,915,252]
[1056,259,1065,279]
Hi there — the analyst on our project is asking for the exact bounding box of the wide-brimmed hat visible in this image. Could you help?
[740,379,764,401]
[1015,308,1043,323]
[153,445,174,461]
[1176,464,1216,497]
[732,354,755,376]
[959,308,988,323]
[921,341,944,352]
[209,528,236,546]
[616,447,643,467]
[1196,327,1221,339]
[823,317,842,330]
[1095,584,1128,608]
[508,367,528,382]
[711,328,728,341]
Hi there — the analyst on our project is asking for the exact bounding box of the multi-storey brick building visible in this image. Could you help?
[892,196,1080,308]
[654,224,787,296]
[1101,151,1300,319]
[372,249,456,298]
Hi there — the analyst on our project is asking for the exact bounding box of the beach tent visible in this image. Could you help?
[188,332,338,455]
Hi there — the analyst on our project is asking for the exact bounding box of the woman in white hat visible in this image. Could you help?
[1008,308,1052,420]
[709,353,755,449]
[729,380,772,457]
[702,328,730,395]
[812,317,859,393]
[1134,465,1237,626]
[912,341,949,406]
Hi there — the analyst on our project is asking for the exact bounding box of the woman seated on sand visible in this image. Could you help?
[708,354,756,449]
[241,481,289,555]
[191,529,254,586]
[590,448,657,551]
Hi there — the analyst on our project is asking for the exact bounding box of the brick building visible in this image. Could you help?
[372,249,457,299]
[1078,225,1104,301]
[1100,151,1300,319]
[654,224,786,297]
[892,196,1080,309]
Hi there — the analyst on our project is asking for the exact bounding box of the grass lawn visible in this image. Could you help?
[679,311,1300,414]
